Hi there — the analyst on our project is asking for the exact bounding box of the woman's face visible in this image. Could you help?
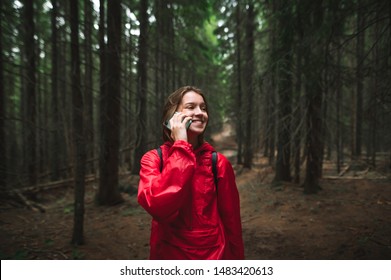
[177,91,208,136]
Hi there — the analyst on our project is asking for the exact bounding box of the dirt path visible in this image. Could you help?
[1,123,391,259]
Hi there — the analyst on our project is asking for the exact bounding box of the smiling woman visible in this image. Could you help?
[137,86,245,260]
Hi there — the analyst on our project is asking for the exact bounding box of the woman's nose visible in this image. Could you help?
[194,106,203,115]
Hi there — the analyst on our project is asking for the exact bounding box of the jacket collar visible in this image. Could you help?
[163,141,215,153]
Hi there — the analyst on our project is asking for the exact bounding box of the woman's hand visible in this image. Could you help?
[169,112,192,142]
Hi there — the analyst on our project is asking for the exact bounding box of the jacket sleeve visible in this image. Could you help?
[217,154,245,259]
[137,140,196,222]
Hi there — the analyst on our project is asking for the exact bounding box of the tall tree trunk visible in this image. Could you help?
[154,0,171,144]
[123,14,134,170]
[320,44,329,179]
[370,5,381,167]
[23,0,37,187]
[293,2,304,184]
[265,0,277,166]
[389,0,391,170]
[154,0,174,97]
[39,48,49,178]
[336,46,342,174]
[58,2,70,178]
[132,0,149,174]
[329,0,344,174]
[0,0,5,188]
[303,1,324,194]
[98,0,123,204]
[98,0,107,187]
[50,0,60,181]
[154,0,162,144]
[355,0,365,158]
[243,3,255,169]
[84,0,94,174]
[274,0,293,183]
[235,4,243,165]
[159,1,174,99]
[70,0,86,245]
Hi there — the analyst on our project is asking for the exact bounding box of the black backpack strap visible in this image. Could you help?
[156,147,163,172]
[212,151,218,192]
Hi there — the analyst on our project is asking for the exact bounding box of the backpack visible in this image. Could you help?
[156,147,219,192]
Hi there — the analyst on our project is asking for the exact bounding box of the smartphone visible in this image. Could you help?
[164,112,192,130]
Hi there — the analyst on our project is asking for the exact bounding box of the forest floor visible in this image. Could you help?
[1,122,391,260]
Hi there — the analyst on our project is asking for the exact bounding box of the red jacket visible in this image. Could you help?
[138,140,244,259]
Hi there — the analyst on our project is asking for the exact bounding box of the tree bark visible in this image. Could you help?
[243,3,255,169]
[274,0,293,183]
[303,1,324,194]
[70,0,86,245]
[354,0,365,158]
[265,0,277,166]
[84,0,94,174]
[336,46,342,174]
[154,0,169,145]
[369,5,381,167]
[50,0,60,181]
[293,1,305,184]
[235,4,244,165]
[132,0,149,174]
[0,0,5,188]
[23,0,37,187]
[98,0,124,205]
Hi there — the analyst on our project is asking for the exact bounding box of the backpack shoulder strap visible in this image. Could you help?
[212,151,218,191]
[156,147,163,173]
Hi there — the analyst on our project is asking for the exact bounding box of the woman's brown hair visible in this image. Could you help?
[162,86,209,142]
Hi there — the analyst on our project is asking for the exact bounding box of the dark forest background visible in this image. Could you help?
[0,0,390,245]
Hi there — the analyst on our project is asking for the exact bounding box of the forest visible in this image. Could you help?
[0,0,390,259]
